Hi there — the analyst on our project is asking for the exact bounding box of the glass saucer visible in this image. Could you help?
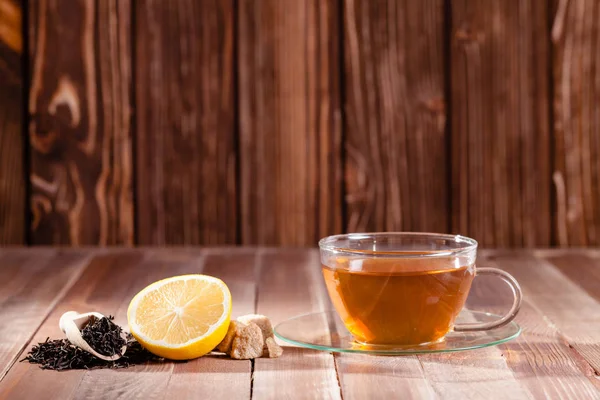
[274,310,521,355]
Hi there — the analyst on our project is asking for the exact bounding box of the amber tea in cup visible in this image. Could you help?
[319,233,522,346]
[322,257,474,344]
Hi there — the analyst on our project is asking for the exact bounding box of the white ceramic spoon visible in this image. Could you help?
[59,311,127,361]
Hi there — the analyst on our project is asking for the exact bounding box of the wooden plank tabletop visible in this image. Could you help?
[0,248,599,399]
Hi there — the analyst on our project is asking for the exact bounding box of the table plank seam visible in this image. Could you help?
[415,355,443,398]
[159,364,177,400]
[249,251,261,400]
[0,252,94,383]
[563,340,600,378]
[249,359,255,400]
[68,369,88,400]
[332,355,344,400]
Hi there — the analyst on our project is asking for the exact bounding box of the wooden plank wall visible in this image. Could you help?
[29,0,133,245]
[239,0,342,246]
[450,0,551,247]
[0,0,598,247]
[135,0,236,245]
[0,0,25,244]
[344,0,447,234]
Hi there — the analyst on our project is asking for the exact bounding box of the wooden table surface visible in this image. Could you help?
[0,248,599,399]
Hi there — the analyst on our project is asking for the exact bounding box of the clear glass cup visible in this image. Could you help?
[319,232,522,346]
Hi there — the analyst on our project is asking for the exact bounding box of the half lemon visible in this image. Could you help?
[127,274,231,360]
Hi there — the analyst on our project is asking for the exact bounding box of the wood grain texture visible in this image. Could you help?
[135,0,237,245]
[415,301,529,399]
[28,0,133,245]
[0,0,21,54]
[253,250,341,399]
[59,252,179,400]
[1,249,600,398]
[239,0,342,246]
[552,0,600,246]
[0,250,90,379]
[203,251,258,319]
[344,0,447,233]
[166,356,251,400]
[417,352,530,399]
[473,256,600,398]
[450,0,551,246]
[163,252,255,399]
[544,253,600,304]
[71,251,247,400]
[0,0,25,244]
[1,0,599,247]
[335,355,435,399]
[0,250,255,399]
[0,252,144,399]
[0,251,191,399]
[487,253,600,374]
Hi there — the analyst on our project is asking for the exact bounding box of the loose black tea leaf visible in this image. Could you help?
[22,338,99,371]
[81,316,126,357]
[120,334,164,366]
[21,317,162,371]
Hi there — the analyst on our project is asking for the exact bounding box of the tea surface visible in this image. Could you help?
[322,257,475,345]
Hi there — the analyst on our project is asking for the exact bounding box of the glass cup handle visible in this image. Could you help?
[454,267,522,332]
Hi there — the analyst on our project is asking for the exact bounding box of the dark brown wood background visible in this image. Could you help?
[0,0,598,247]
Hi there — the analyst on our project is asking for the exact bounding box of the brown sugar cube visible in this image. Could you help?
[264,337,283,358]
[230,322,264,360]
[237,314,274,340]
[216,320,243,353]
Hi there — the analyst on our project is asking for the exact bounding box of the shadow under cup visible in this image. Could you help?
[319,233,521,346]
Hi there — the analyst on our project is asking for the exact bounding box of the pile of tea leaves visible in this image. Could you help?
[81,315,126,357]
[21,316,162,371]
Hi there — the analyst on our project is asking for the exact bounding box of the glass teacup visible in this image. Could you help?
[319,232,522,346]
